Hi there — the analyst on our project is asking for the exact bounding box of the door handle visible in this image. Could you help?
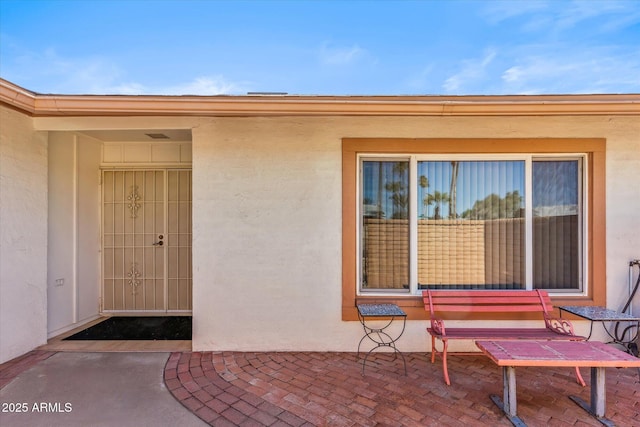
[153,234,164,246]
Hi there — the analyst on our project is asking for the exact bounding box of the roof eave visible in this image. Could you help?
[2,78,639,117]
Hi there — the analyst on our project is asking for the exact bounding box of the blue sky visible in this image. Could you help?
[1,0,639,95]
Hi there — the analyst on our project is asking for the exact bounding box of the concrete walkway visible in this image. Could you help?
[0,352,205,427]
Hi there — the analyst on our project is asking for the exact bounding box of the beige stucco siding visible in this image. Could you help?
[192,115,639,352]
[604,117,640,311]
[192,118,344,350]
[2,107,637,360]
[0,105,48,363]
[47,132,102,338]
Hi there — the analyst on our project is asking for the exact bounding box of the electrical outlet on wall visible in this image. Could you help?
[54,278,64,287]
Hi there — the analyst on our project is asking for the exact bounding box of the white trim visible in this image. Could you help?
[356,158,362,296]
[357,155,412,296]
[530,154,588,296]
[356,153,588,296]
[100,163,192,169]
[162,170,169,311]
[525,156,533,290]
[101,310,192,315]
[581,156,588,296]
[409,156,418,295]
[413,154,527,161]
[73,134,79,323]
[47,314,102,339]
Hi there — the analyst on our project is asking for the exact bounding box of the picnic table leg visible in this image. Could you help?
[504,366,517,417]
[590,367,606,417]
[490,366,527,427]
[569,367,614,427]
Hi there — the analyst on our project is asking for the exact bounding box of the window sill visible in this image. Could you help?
[343,294,604,321]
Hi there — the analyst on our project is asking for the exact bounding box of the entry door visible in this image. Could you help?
[102,170,192,312]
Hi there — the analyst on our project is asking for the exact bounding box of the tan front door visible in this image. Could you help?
[102,170,192,313]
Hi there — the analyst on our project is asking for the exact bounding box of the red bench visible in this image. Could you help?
[423,289,586,385]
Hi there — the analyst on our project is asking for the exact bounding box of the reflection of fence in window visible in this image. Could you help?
[418,219,489,288]
[362,218,409,289]
[533,215,579,290]
[363,216,579,290]
[418,218,525,289]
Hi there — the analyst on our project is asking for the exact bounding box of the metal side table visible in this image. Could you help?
[558,305,640,345]
[559,305,640,383]
[356,303,407,375]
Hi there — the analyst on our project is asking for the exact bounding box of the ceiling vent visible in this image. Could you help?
[145,133,170,139]
[247,92,288,96]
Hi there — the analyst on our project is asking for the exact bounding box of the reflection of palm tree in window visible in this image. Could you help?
[424,191,451,220]
[385,181,408,219]
[449,161,459,219]
[418,174,431,218]
[462,191,523,220]
[384,162,409,219]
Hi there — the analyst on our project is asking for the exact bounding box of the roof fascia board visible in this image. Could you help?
[30,96,640,117]
[2,78,639,117]
[0,79,36,114]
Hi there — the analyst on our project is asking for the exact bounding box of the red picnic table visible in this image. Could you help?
[475,340,640,427]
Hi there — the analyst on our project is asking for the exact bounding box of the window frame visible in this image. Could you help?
[342,138,606,321]
[357,154,587,296]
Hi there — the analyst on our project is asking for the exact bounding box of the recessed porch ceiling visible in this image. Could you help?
[78,129,192,143]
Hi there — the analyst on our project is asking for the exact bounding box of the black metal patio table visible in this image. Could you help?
[558,305,640,345]
[356,303,407,375]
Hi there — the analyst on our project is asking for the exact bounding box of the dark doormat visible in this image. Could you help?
[63,316,192,340]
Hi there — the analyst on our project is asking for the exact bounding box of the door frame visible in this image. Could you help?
[100,167,192,315]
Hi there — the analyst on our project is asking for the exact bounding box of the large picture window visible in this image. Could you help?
[359,154,585,295]
[343,138,605,320]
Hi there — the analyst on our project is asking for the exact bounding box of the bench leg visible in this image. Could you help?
[574,367,586,387]
[431,335,436,363]
[430,336,451,385]
[441,339,450,386]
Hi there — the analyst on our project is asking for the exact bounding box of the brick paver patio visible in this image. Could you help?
[3,349,638,426]
[163,351,640,426]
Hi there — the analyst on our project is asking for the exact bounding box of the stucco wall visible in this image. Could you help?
[605,118,640,314]
[0,105,48,363]
[16,112,640,356]
[192,115,640,352]
[192,118,344,351]
[47,133,76,332]
[47,132,101,337]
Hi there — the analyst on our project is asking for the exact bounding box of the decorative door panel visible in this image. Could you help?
[102,170,192,312]
[167,170,192,311]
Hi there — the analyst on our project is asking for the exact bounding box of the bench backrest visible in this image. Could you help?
[423,289,553,316]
